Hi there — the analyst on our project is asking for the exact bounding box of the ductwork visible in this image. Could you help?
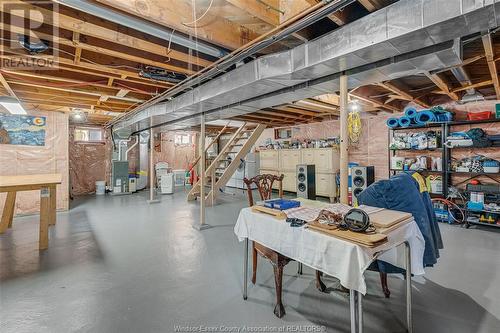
[114,0,500,135]
[56,0,226,58]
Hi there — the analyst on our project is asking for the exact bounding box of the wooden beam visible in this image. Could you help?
[116,89,130,98]
[304,0,349,25]
[94,0,260,50]
[0,70,149,99]
[482,33,500,99]
[5,0,212,68]
[0,72,17,97]
[424,72,460,101]
[357,0,383,12]
[0,52,172,89]
[226,0,279,25]
[451,79,493,93]
[350,92,400,112]
[378,81,430,108]
[3,22,194,74]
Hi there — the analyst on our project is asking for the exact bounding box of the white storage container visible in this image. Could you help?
[95,181,106,195]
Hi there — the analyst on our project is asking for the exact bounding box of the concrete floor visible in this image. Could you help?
[1,189,499,333]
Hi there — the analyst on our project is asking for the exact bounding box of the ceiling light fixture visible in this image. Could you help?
[0,96,27,115]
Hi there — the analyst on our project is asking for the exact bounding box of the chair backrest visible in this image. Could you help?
[243,174,284,207]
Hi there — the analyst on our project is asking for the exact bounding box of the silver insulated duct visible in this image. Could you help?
[114,0,500,134]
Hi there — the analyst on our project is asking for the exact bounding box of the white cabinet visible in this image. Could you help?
[282,172,296,192]
[258,148,339,201]
[316,173,335,197]
[260,150,279,170]
[301,149,315,165]
[279,150,301,171]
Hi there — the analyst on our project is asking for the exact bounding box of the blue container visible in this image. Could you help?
[264,199,300,210]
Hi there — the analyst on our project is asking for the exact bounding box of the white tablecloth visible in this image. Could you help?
[234,207,425,294]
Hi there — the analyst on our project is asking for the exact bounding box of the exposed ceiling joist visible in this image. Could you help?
[450,79,493,93]
[424,72,460,101]
[377,81,430,108]
[226,0,279,26]
[93,0,260,50]
[482,33,500,99]
[350,92,400,112]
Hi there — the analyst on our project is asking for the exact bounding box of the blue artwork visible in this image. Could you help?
[0,114,46,146]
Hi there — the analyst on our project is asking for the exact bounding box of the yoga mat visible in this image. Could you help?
[386,117,399,128]
[404,106,418,119]
[415,110,436,125]
[398,116,412,128]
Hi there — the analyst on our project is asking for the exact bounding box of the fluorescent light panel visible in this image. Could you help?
[0,96,27,115]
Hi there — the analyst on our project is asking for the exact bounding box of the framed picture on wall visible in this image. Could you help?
[0,114,46,146]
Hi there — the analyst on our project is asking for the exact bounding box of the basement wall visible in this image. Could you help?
[0,110,69,215]
[256,113,393,180]
[153,132,197,170]
[69,125,112,196]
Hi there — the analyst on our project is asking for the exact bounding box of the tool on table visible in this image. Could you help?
[285,217,307,227]
[343,208,374,233]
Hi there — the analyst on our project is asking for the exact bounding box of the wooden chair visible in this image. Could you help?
[243,174,292,318]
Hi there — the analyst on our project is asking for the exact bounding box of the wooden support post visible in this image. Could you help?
[339,74,349,205]
[39,187,50,250]
[199,113,207,227]
[211,169,215,206]
[0,192,16,233]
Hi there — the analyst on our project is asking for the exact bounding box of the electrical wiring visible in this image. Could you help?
[348,110,362,144]
[182,0,214,27]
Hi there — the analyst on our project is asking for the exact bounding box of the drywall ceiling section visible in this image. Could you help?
[114,0,500,135]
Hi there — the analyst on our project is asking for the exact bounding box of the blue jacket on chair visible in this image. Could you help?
[358,173,443,273]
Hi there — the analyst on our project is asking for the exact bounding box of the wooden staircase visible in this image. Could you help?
[187,123,266,203]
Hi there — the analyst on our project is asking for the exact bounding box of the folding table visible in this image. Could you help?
[0,174,62,250]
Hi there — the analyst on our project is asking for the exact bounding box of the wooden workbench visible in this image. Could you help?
[0,174,62,250]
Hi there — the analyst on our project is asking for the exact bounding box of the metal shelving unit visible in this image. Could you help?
[388,118,500,228]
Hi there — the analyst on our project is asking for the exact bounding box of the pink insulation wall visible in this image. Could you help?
[69,125,112,196]
[153,132,197,170]
[0,110,69,215]
[257,113,393,180]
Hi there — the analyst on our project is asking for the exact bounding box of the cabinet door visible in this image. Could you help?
[314,149,333,173]
[282,172,296,192]
[260,150,278,170]
[301,149,315,165]
[316,173,334,196]
[280,150,301,171]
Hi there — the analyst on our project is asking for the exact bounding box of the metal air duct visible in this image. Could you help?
[114,0,500,134]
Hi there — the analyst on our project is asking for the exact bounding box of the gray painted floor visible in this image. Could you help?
[1,189,499,333]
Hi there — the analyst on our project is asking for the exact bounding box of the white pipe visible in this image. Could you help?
[125,135,138,161]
